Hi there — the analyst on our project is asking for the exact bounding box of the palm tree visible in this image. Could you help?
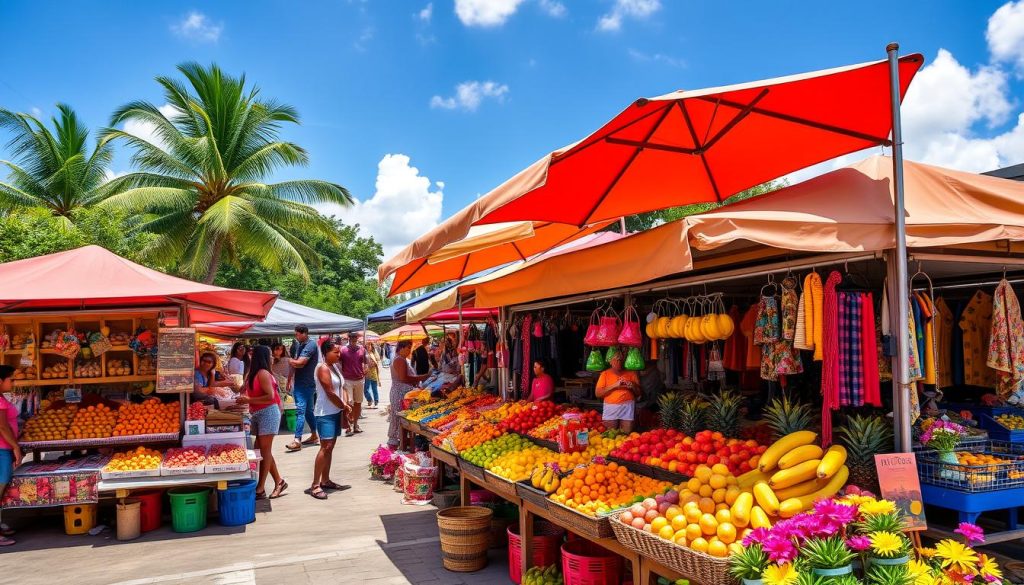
[98,62,352,283]
[0,104,114,228]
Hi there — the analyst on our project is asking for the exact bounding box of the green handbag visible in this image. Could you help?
[605,346,621,364]
[625,346,645,371]
[586,348,607,372]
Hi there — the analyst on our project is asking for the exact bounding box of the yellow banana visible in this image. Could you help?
[750,505,773,529]
[737,469,771,489]
[817,445,848,479]
[752,481,780,515]
[778,444,824,470]
[730,492,753,527]
[769,459,822,489]
[759,431,818,472]
[778,497,807,518]
[789,466,850,509]
[772,476,831,501]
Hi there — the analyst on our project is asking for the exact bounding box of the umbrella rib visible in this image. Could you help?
[692,95,892,145]
[458,253,471,280]
[390,258,427,296]
[579,103,676,227]
[511,241,528,262]
[678,101,724,202]
[550,102,675,166]
[699,88,770,151]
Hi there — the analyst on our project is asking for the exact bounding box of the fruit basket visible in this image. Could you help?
[978,413,1024,443]
[916,441,1024,492]
[607,456,658,479]
[160,446,207,476]
[459,459,488,484]
[205,444,249,473]
[516,479,554,511]
[542,499,615,540]
[101,447,162,479]
[483,471,520,501]
[429,444,458,467]
[609,511,731,585]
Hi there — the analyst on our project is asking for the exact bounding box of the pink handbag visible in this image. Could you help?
[618,306,643,347]
[593,312,622,347]
[583,310,601,346]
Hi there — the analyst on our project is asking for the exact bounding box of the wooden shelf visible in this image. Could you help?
[99,470,252,494]
[14,374,156,387]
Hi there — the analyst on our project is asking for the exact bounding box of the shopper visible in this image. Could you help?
[528,360,555,402]
[193,352,235,405]
[309,339,351,500]
[237,346,287,499]
[286,324,320,452]
[387,340,429,447]
[270,343,292,395]
[412,337,431,375]
[473,350,499,394]
[595,349,640,433]
[0,366,22,546]
[364,341,381,408]
[227,341,249,388]
[339,332,369,434]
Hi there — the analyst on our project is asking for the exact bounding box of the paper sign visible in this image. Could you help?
[63,388,82,404]
[875,453,927,531]
[157,327,196,394]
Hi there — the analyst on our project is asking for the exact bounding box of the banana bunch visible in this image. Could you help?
[523,564,563,585]
[530,465,561,494]
[731,431,849,527]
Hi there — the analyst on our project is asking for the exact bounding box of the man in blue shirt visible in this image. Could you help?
[286,324,320,452]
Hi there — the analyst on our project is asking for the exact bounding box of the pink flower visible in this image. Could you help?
[846,535,870,551]
[814,499,859,525]
[762,536,799,564]
[954,522,985,545]
[743,527,771,546]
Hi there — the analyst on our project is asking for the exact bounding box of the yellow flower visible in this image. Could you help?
[860,499,897,515]
[978,553,1002,580]
[762,562,798,585]
[916,547,937,558]
[870,531,906,557]
[935,539,979,574]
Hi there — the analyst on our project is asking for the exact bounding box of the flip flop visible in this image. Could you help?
[301,437,320,446]
[0,536,14,547]
[285,442,302,452]
[255,491,267,500]
[320,480,347,491]
[270,480,288,499]
[306,486,328,500]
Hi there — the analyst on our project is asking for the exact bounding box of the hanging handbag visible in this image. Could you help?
[624,346,645,371]
[618,306,643,347]
[585,348,607,372]
[55,329,81,359]
[594,311,622,347]
[583,309,601,346]
[605,345,620,364]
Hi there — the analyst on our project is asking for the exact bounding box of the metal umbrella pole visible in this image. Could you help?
[887,42,913,452]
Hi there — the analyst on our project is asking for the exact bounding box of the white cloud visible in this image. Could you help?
[122,104,180,152]
[597,0,661,32]
[455,0,526,27]
[29,107,42,119]
[320,154,444,261]
[418,2,434,21]
[988,0,1024,72]
[538,0,567,18]
[628,48,684,68]
[430,81,509,111]
[353,26,374,52]
[170,11,223,43]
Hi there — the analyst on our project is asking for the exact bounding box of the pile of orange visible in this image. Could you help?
[67,404,118,439]
[452,421,503,452]
[113,399,180,436]
[481,401,530,423]
[550,462,672,517]
[956,452,1008,470]
[21,405,78,441]
[105,446,162,472]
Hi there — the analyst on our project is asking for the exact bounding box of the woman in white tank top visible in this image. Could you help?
[309,339,350,500]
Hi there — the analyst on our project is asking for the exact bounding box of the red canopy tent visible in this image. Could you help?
[0,245,277,323]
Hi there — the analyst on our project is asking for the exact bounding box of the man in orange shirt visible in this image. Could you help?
[595,350,640,433]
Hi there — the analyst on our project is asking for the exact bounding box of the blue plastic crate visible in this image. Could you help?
[978,413,1024,443]
[217,479,257,526]
[916,441,1024,492]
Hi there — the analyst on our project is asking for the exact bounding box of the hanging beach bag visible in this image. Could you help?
[585,348,607,372]
[618,306,643,347]
[624,346,645,371]
[55,330,81,359]
[594,311,622,347]
[583,310,601,346]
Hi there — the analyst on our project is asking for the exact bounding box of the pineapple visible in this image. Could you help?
[763,393,812,440]
[678,396,707,436]
[706,389,742,439]
[837,414,894,492]
[657,392,684,432]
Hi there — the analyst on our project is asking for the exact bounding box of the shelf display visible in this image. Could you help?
[20,404,78,442]
[102,447,163,479]
[68,404,119,440]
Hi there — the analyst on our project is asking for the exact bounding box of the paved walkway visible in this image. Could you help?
[1,372,511,585]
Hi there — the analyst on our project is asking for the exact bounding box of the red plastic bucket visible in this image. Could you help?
[561,539,623,585]
[508,521,566,584]
[134,489,164,533]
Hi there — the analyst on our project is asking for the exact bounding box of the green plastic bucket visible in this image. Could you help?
[168,487,209,533]
[284,409,297,432]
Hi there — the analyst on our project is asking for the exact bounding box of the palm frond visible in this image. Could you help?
[247,179,352,206]
[99,129,198,180]
[99,187,196,215]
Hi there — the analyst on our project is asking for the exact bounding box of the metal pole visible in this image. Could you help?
[887,42,913,452]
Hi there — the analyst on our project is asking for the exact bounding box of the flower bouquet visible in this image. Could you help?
[369,444,400,481]
[920,419,968,479]
[910,523,1004,584]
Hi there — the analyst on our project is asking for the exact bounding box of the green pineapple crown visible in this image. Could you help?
[763,393,812,439]
[837,414,894,465]
[706,389,742,438]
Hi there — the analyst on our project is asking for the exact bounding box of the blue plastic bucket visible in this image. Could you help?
[217,479,257,526]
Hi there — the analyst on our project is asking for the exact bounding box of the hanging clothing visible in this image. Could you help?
[907,305,923,381]
[520,314,533,394]
[861,293,882,407]
[782,277,798,341]
[754,296,780,344]
[838,292,864,407]
[961,290,997,387]
[934,297,954,388]
[915,292,937,385]
[987,279,1024,398]
[803,272,824,361]
[774,340,803,376]
[952,300,966,386]
[794,289,810,350]
[821,271,843,409]
[741,306,761,370]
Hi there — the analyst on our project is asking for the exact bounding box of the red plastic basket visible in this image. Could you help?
[561,539,623,585]
[134,489,163,533]
[508,521,566,584]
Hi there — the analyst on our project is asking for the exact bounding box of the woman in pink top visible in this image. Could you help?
[237,346,287,500]
[529,360,555,402]
[0,366,23,546]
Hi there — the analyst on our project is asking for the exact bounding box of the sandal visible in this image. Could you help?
[270,480,288,499]
[320,480,349,491]
[0,536,14,547]
[301,436,320,446]
[285,442,302,452]
[352,427,364,434]
[255,491,267,500]
[307,486,328,500]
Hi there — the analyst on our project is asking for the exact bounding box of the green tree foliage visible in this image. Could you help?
[98,62,352,283]
[0,104,114,228]
[0,207,156,264]
[624,181,784,232]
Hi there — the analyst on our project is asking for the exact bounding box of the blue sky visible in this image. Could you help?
[1,1,1022,258]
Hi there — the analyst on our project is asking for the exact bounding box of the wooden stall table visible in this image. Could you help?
[638,556,700,585]
[398,417,418,451]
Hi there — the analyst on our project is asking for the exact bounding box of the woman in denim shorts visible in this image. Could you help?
[309,339,351,500]
[237,346,287,500]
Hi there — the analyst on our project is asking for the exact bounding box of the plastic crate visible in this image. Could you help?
[916,441,1024,492]
[978,413,1024,443]
[561,539,622,585]
[217,479,257,526]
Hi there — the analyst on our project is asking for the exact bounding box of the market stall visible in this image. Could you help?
[0,245,274,533]
[199,298,362,338]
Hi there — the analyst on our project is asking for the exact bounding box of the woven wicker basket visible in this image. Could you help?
[483,472,520,501]
[515,480,553,511]
[608,512,734,585]
[429,444,458,467]
[437,506,493,572]
[544,500,613,540]
[459,460,487,484]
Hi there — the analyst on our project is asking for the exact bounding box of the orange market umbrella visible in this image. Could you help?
[378,324,443,343]
[470,54,923,228]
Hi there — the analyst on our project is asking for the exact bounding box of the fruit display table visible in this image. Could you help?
[99,470,253,498]
[921,482,1024,544]
[21,432,181,461]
